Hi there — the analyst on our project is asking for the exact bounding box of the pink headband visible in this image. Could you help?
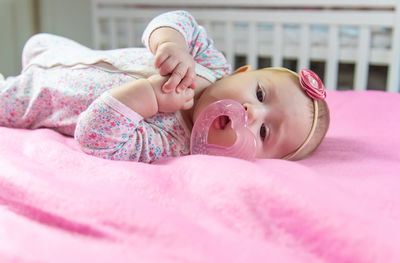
[283,69,326,160]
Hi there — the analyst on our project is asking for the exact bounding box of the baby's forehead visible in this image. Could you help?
[258,68,299,81]
[255,69,302,92]
[259,69,314,113]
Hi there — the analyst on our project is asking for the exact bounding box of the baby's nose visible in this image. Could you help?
[243,103,263,125]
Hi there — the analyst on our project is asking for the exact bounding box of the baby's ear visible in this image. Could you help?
[233,65,253,74]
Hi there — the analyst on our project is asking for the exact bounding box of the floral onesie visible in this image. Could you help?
[0,10,231,163]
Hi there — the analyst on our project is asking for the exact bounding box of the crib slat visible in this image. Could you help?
[326,25,339,90]
[110,18,117,49]
[224,21,235,70]
[355,27,371,91]
[248,22,258,68]
[298,24,310,71]
[272,23,283,67]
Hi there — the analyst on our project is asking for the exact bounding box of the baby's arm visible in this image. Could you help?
[75,75,194,163]
[142,10,232,86]
[149,27,196,93]
[108,74,194,115]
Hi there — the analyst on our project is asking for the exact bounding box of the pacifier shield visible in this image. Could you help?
[190,99,257,160]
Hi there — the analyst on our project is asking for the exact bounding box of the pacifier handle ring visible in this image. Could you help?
[190,99,257,160]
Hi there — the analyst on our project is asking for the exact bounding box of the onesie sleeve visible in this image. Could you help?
[142,10,232,79]
[74,92,188,163]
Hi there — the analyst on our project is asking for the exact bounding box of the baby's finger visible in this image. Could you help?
[188,81,196,90]
[158,57,179,76]
[162,73,181,93]
[177,67,196,92]
[189,67,197,89]
[154,52,169,69]
[163,63,187,92]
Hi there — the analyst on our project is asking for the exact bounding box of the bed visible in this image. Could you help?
[1,1,400,262]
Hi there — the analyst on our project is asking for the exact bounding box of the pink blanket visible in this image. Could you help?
[1,90,400,262]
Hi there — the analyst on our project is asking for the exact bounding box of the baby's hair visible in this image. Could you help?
[266,67,330,160]
[293,99,330,160]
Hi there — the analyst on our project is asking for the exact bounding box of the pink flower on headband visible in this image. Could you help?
[300,69,326,100]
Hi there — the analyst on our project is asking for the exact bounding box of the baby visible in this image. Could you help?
[0,10,329,163]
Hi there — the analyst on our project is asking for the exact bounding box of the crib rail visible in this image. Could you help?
[92,0,400,92]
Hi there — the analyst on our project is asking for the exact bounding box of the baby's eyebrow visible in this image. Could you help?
[261,77,276,102]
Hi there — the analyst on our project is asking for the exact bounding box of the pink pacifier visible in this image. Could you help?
[190,99,257,160]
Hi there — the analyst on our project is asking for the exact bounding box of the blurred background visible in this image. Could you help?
[0,0,92,77]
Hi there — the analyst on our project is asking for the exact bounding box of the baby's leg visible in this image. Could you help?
[0,73,33,128]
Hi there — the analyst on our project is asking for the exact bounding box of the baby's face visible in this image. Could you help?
[192,68,314,159]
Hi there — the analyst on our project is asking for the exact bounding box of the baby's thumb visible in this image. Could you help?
[184,88,194,99]
[182,89,194,109]
[182,98,194,110]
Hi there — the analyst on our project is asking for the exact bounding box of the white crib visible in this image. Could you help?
[91,0,400,92]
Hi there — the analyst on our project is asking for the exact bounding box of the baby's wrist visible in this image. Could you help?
[158,40,187,51]
[143,78,159,116]
[108,79,158,118]
[147,74,171,112]
[149,27,187,54]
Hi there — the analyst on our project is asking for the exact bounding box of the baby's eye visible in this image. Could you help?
[256,86,264,102]
[260,123,268,141]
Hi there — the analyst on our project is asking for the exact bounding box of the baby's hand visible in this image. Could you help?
[148,74,194,112]
[154,42,196,93]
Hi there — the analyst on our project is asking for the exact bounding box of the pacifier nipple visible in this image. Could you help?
[190,99,257,160]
